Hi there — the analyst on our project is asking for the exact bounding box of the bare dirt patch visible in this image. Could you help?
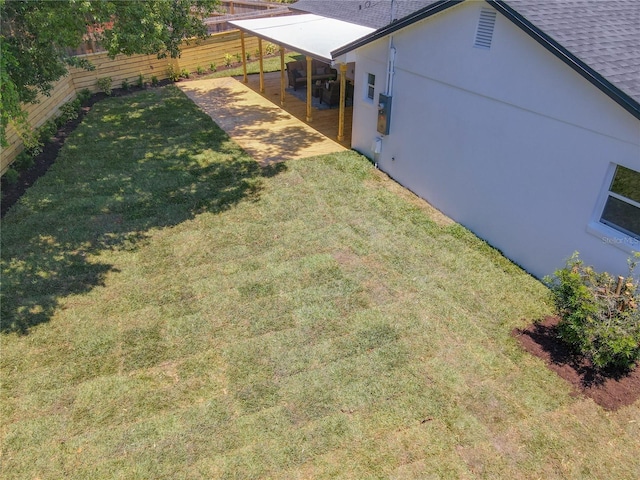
[513,316,640,410]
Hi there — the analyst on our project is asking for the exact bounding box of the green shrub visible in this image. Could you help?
[59,99,80,124]
[78,88,92,104]
[151,75,159,87]
[3,168,19,185]
[38,119,57,144]
[97,76,112,95]
[245,51,251,61]
[18,124,41,157]
[209,62,217,72]
[180,68,190,79]
[546,252,640,370]
[166,64,180,82]
[265,42,278,55]
[27,145,43,157]
[234,52,242,63]
[121,78,130,91]
[23,136,43,157]
[196,65,205,75]
[54,114,66,129]
[55,99,80,127]
[223,53,233,67]
[137,73,145,88]
[56,99,75,127]
[13,151,34,172]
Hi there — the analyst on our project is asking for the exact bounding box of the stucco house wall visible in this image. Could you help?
[348,1,640,279]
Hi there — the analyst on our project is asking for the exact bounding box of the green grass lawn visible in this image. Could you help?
[1,86,639,479]
[201,51,302,79]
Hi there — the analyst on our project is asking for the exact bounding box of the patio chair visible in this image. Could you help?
[319,81,340,107]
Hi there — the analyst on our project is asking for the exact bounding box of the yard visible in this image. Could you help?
[1,86,639,478]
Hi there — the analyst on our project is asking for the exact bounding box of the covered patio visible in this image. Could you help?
[229,14,374,142]
[242,69,354,147]
[178,74,350,165]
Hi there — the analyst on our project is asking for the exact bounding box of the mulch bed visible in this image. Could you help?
[513,316,640,410]
[1,95,99,218]
[1,80,169,218]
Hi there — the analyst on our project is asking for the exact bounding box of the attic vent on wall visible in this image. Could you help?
[474,8,497,49]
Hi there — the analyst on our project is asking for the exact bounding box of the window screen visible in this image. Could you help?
[600,165,640,239]
[367,73,375,100]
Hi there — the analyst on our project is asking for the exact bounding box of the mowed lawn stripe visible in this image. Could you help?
[1,86,638,479]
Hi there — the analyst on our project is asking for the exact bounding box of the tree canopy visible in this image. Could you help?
[0,0,219,146]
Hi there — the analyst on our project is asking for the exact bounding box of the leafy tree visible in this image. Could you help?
[0,0,219,146]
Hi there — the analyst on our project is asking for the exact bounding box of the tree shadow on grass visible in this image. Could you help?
[1,86,286,334]
[178,80,337,163]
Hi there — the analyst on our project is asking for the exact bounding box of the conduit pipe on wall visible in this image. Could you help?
[385,38,396,97]
[385,0,398,96]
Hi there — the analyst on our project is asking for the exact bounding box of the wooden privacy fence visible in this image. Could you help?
[1,30,260,175]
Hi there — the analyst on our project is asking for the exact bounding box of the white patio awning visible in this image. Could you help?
[229,14,375,63]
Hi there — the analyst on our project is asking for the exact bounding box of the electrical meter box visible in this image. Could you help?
[377,93,392,135]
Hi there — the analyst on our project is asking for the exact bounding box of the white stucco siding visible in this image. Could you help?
[351,46,388,152]
[350,1,640,279]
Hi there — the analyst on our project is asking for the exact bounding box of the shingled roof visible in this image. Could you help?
[290,0,436,29]
[501,0,640,104]
[292,0,640,119]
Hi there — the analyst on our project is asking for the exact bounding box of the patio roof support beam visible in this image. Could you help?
[338,63,347,142]
[258,38,265,93]
[306,55,312,122]
[280,47,285,106]
[240,31,248,84]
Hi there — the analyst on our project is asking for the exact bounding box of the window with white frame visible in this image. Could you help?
[599,165,640,240]
[366,73,375,101]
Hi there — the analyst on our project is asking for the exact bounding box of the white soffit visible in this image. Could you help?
[229,14,375,63]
